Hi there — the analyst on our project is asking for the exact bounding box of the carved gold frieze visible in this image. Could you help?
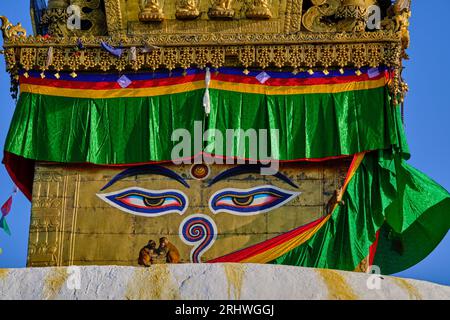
[10,41,401,76]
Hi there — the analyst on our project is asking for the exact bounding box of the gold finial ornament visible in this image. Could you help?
[208,0,235,19]
[246,0,273,20]
[0,16,26,40]
[139,0,165,22]
[176,0,200,20]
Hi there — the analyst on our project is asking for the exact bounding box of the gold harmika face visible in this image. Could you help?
[28,161,349,266]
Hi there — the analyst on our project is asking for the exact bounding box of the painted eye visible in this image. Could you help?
[209,186,300,216]
[97,187,188,217]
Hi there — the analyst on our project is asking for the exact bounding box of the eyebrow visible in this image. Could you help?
[207,165,299,189]
[100,165,189,191]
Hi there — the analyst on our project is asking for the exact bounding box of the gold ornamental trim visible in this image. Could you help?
[2,30,401,47]
[9,42,401,73]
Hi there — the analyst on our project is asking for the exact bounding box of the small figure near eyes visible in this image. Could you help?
[138,240,157,267]
[157,237,181,264]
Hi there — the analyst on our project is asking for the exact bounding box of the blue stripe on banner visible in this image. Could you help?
[19,66,390,82]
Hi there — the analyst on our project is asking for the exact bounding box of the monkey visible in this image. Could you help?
[157,237,181,264]
[138,240,156,267]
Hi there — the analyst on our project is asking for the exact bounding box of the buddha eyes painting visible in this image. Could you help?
[97,187,189,217]
[95,163,313,263]
[209,186,300,215]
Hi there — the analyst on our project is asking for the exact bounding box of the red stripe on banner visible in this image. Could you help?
[369,230,380,266]
[19,74,205,90]
[212,71,389,87]
[208,215,328,263]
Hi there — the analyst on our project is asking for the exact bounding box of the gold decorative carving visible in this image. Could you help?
[43,1,107,36]
[381,0,410,53]
[104,0,123,35]
[335,0,368,32]
[3,29,400,47]
[139,0,165,22]
[284,0,303,33]
[176,0,200,20]
[302,0,374,33]
[0,16,27,40]
[208,0,235,19]
[302,0,341,33]
[10,40,401,75]
[70,0,107,36]
[41,8,69,37]
[1,0,410,100]
[246,0,273,20]
[28,215,61,267]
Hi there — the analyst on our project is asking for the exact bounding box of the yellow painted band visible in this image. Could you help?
[241,214,332,264]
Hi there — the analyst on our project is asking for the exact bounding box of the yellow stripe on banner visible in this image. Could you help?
[337,152,366,204]
[20,78,387,99]
[20,81,206,99]
[241,214,332,264]
[210,77,387,95]
[242,152,367,264]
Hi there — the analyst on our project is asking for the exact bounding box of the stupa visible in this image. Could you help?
[0,0,448,280]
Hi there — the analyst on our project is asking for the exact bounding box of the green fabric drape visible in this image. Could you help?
[5,86,403,164]
[271,150,450,274]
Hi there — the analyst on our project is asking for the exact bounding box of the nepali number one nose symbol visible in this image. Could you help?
[179,214,217,263]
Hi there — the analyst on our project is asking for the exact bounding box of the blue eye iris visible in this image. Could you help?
[209,186,300,216]
[97,187,188,217]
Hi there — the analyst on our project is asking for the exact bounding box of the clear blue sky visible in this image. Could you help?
[0,1,448,285]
